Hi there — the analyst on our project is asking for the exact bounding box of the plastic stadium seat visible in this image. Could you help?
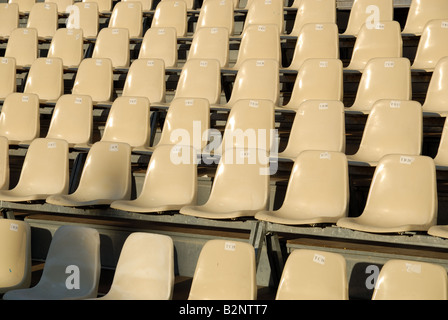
[83,0,111,13]
[0,136,9,190]
[72,58,114,104]
[180,148,270,219]
[280,58,343,110]
[0,138,69,202]
[0,3,19,40]
[0,219,31,294]
[23,57,64,103]
[187,239,257,300]
[46,141,132,206]
[243,0,284,35]
[286,23,339,71]
[188,27,229,68]
[108,1,143,39]
[195,0,234,36]
[289,0,336,36]
[138,27,178,69]
[346,57,412,114]
[0,57,16,100]
[123,0,153,12]
[3,225,101,300]
[411,19,448,72]
[371,259,448,300]
[432,118,448,170]
[151,0,187,37]
[256,151,348,225]
[67,2,99,39]
[47,28,84,69]
[347,100,422,167]
[337,154,438,233]
[45,0,73,13]
[122,58,166,104]
[93,233,174,300]
[422,57,448,116]
[345,21,403,72]
[26,2,58,40]
[231,24,281,70]
[0,93,40,145]
[8,0,35,13]
[278,100,345,160]
[275,249,348,300]
[5,28,38,68]
[402,0,448,36]
[341,0,393,37]
[92,28,130,69]
[111,145,198,213]
[174,59,222,105]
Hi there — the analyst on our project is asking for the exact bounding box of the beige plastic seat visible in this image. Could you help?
[371,259,448,300]
[122,58,166,104]
[337,154,438,233]
[45,0,73,13]
[92,28,130,69]
[411,19,448,72]
[0,57,16,100]
[93,232,174,300]
[286,23,339,71]
[0,219,31,294]
[138,27,177,68]
[26,2,58,40]
[23,57,64,103]
[111,145,198,213]
[428,224,448,239]
[162,0,194,10]
[231,24,281,70]
[195,0,234,36]
[5,28,38,68]
[123,0,153,11]
[432,117,448,170]
[151,0,187,37]
[180,148,270,219]
[8,0,35,13]
[3,225,100,300]
[0,138,69,202]
[47,28,84,69]
[345,21,403,72]
[187,239,257,300]
[402,0,448,36]
[347,100,423,166]
[289,0,336,36]
[46,141,132,207]
[108,1,143,38]
[278,100,345,160]
[0,136,10,190]
[342,0,393,37]
[83,0,111,13]
[243,0,284,34]
[0,93,40,145]
[281,58,343,110]
[174,59,222,105]
[188,27,229,68]
[346,57,412,114]
[0,3,19,40]
[256,150,348,225]
[275,249,348,300]
[67,2,99,39]
[223,58,279,108]
[72,58,114,104]
[422,57,448,116]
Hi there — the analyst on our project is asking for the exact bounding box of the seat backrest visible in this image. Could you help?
[0,93,40,144]
[0,3,19,38]
[188,27,229,68]
[92,27,130,68]
[67,2,99,39]
[276,249,348,300]
[122,58,166,103]
[108,1,143,38]
[138,27,177,68]
[188,239,257,300]
[372,259,448,300]
[47,28,84,68]
[422,57,448,116]
[342,0,393,36]
[287,23,339,71]
[45,0,73,13]
[46,94,93,146]
[346,20,402,71]
[26,2,58,38]
[83,0,111,13]
[290,0,336,36]
[402,0,448,35]
[243,0,284,34]
[0,57,16,99]
[284,58,343,110]
[0,219,31,293]
[5,28,38,68]
[8,0,35,13]
[72,58,114,103]
[412,19,448,72]
[0,136,9,190]
[151,0,187,37]
[433,116,448,167]
[174,59,222,105]
[24,57,64,102]
[196,0,234,36]
[122,0,153,11]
